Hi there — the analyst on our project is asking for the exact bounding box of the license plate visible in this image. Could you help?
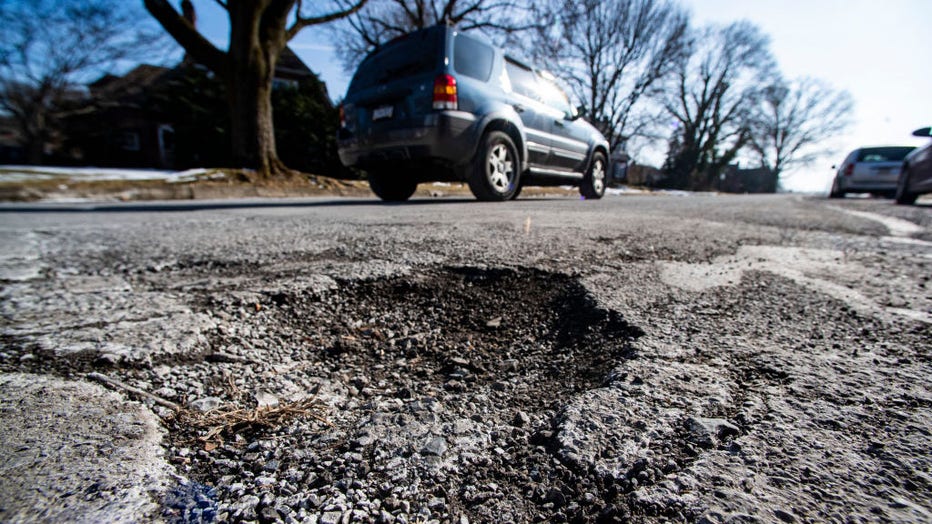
[372,105,393,121]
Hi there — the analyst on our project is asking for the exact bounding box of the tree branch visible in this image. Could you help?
[144,0,227,75]
[288,0,368,40]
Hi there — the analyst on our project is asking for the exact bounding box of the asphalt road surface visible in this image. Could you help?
[1,193,930,523]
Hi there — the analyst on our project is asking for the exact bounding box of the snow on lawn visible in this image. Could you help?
[0,166,216,183]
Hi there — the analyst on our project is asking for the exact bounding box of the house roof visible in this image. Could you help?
[276,47,314,78]
[90,65,172,99]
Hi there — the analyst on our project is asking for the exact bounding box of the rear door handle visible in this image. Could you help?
[513,104,525,113]
[554,119,565,127]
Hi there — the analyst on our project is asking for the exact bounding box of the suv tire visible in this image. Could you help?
[468,131,521,201]
[829,179,845,199]
[580,151,607,200]
[369,171,418,202]
[895,168,918,205]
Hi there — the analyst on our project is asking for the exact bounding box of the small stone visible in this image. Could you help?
[260,506,281,522]
[189,397,223,412]
[546,488,566,507]
[320,511,343,524]
[234,495,260,520]
[255,391,280,409]
[422,437,447,457]
[485,317,502,328]
[513,411,531,427]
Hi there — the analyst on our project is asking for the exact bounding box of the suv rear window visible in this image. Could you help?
[453,34,494,81]
[857,147,915,162]
[348,29,442,94]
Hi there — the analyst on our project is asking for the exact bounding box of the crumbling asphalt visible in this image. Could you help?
[0,193,930,523]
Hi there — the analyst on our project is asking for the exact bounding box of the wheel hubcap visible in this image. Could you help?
[591,159,605,194]
[487,143,514,193]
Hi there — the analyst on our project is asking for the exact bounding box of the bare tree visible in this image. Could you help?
[747,77,853,180]
[331,0,536,72]
[0,0,164,164]
[533,0,689,152]
[662,21,776,190]
[144,0,366,178]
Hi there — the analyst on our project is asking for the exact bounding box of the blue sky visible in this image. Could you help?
[679,0,932,191]
[183,1,930,192]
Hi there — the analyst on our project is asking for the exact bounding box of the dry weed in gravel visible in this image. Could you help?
[182,398,329,450]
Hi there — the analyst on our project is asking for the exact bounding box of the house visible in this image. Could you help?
[66,47,323,170]
[68,64,176,168]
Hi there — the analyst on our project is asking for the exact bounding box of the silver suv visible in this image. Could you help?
[337,24,610,201]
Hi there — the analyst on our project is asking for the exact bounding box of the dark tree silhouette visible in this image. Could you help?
[662,21,776,190]
[143,0,366,178]
[533,0,689,153]
[747,77,853,180]
[0,0,164,164]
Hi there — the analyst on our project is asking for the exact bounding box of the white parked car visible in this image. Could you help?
[830,146,915,198]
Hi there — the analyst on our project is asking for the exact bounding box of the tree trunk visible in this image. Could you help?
[23,110,46,165]
[25,137,44,165]
[227,63,280,176]
[227,3,287,178]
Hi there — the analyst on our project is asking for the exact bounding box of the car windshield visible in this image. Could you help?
[347,29,442,94]
[856,147,915,162]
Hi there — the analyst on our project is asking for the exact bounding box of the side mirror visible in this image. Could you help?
[575,105,587,118]
[911,126,932,138]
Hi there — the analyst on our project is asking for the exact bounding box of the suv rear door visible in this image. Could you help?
[536,74,589,172]
[503,59,551,167]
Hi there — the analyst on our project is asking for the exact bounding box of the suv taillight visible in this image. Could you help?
[844,164,854,176]
[338,104,346,128]
[433,74,457,110]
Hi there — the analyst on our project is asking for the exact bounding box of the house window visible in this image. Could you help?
[120,131,140,151]
[272,77,299,90]
[158,124,175,167]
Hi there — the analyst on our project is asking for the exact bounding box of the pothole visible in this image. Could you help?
[267,267,639,405]
[156,267,643,522]
[3,267,645,521]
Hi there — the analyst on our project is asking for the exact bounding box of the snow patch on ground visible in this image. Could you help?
[0,166,215,183]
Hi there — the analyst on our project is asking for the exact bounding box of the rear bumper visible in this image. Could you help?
[337,111,478,171]
[837,177,898,193]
